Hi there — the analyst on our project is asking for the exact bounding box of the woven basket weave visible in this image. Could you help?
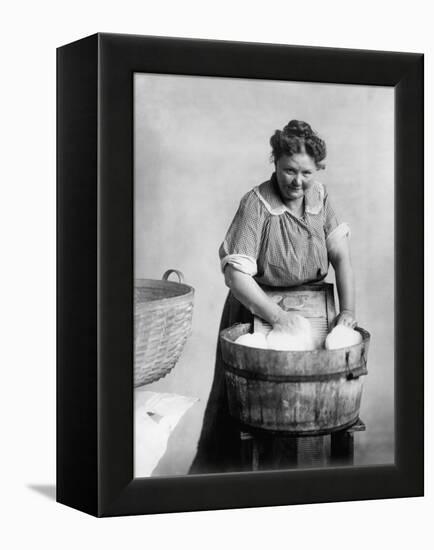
[134,270,194,387]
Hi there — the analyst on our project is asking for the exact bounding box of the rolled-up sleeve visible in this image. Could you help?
[219,191,265,276]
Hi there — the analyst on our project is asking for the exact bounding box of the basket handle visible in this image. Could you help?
[162,269,184,283]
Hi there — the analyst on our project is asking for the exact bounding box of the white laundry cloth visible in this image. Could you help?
[267,315,315,351]
[134,390,198,477]
[235,332,269,349]
[325,325,362,350]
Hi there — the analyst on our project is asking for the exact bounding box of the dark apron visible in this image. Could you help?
[189,291,252,474]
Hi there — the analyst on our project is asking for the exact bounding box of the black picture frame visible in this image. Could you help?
[56,32,424,517]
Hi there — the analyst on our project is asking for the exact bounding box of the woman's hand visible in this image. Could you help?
[272,309,306,333]
[224,266,298,328]
[333,310,357,329]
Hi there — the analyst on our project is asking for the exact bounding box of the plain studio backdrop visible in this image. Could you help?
[134,73,394,475]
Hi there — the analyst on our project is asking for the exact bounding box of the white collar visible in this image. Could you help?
[254,174,324,216]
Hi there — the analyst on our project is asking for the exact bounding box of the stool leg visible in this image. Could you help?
[251,440,260,471]
[240,434,254,471]
[330,430,354,465]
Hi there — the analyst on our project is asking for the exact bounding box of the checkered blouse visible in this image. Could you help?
[219,173,350,287]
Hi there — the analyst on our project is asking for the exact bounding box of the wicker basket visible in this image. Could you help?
[134,270,194,387]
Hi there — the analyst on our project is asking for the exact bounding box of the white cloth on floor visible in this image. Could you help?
[134,390,198,477]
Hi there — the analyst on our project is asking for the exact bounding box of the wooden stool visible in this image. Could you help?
[240,418,366,471]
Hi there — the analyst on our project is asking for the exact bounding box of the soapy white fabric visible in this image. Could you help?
[325,325,362,350]
[267,315,315,351]
[235,332,269,349]
[235,316,318,351]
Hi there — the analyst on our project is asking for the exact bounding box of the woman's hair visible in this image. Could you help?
[270,120,326,168]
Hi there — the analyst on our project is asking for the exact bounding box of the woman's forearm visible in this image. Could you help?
[224,266,281,324]
[334,256,355,315]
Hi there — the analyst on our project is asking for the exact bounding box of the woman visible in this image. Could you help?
[190,120,356,474]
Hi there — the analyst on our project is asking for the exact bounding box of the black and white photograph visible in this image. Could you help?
[133,73,394,477]
[3,0,430,544]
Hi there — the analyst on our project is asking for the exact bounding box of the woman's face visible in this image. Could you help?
[275,153,318,204]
